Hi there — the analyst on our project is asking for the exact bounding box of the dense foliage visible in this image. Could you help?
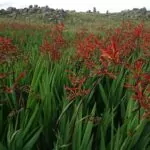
[0,21,150,150]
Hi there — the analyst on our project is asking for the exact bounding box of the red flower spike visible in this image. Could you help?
[134,59,145,73]
[0,36,18,64]
[40,23,65,61]
[3,87,13,94]
[12,71,26,89]
[65,72,90,101]
[142,74,150,82]
[133,23,144,38]
[2,71,26,94]
[0,73,8,79]
[100,39,120,64]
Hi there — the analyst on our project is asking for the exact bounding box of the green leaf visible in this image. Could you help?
[98,83,108,107]
[0,143,7,150]
[79,104,96,150]
[23,104,39,138]
[23,127,42,150]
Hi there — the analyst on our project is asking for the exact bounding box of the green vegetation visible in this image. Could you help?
[0,17,150,150]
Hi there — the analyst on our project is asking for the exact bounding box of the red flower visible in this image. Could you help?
[100,39,120,64]
[133,23,143,38]
[3,71,26,94]
[142,74,150,81]
[0,36,17,64]
[12,71,26,89]
[40,23,65,61]
[134,58,145,73]
[65,72,90,100]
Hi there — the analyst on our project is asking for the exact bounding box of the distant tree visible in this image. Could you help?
[34,5,38,8]
[87,10,91,13]
[29,5,33,9]
[93,7,96,13]
[106,10,109,15]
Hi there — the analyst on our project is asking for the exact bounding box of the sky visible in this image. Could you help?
[0,0,150,13]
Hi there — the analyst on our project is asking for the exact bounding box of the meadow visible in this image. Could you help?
[0,18,150,150]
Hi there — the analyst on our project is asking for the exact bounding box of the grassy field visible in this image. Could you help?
[1,12,150,32]
[0,15,150,150]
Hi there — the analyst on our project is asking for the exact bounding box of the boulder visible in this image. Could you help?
[29,5,33,9]
[8,12,17,19]
[146,12,150,19]
[28,7,38,14]
[139,7,147,15]
[41,6,50,13]
[0,5,68,22]
[0,9,5,15]
[22,8,28,13]
[7,7,16,13]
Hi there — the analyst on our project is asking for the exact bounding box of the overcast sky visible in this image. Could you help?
[0,0,149,12]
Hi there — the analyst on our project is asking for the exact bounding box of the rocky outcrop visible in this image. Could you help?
[7,7,16,13]
[0,6,149,21]
[85,7,150,20]
[146,12,150,19]
[0,5,67,22]
[120,7,150,19]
